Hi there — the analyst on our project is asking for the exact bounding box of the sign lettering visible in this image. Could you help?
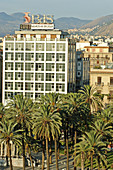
[23,13,54,24]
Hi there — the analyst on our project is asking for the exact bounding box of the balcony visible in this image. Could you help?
[95,82,104,86]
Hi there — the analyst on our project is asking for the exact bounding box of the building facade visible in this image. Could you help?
[2,14,76,105]
[84,45,113,105]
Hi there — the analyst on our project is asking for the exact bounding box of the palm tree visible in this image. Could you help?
[0,103,5,120]
[91,119,113,141]
[42,93,61,164]
[80,130,107,170]
[33,104,62,170]
[79,85,103,113]
[6,95,34,170]
[74,141,86,170]
[0,119,22,170]
[62,92,87,170]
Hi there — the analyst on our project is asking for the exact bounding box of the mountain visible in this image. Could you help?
[0,12,91,37]
[0,12,24,36]
[55,17,92,30]
[81,14,113,29]
[79,14,113,36]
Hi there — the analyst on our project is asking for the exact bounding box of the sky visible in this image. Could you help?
[1,0,113,20]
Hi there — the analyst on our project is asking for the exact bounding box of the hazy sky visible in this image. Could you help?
[1,0,113,20]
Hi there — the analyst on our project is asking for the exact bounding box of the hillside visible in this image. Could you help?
[55,17,92,30]
[81,14,113,29]
[79,14,113,36]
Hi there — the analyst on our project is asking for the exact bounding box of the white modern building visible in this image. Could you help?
[2,14,76,105]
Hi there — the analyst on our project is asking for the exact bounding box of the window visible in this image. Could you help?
[18,74,21,78]
[41,35,46,39]
[97,60,99,64]
[51,35,56,39]
[110,91,113,95]
[97,90,101,94]
[97,77,101,85]
[97,55,99,58]
[77,71,81,77]
[110,77,113,85]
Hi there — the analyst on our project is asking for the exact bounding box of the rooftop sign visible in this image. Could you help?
[23,12,54,24]
[31,23,54,30]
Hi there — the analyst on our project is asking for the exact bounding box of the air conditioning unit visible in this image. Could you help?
[18,64,21,70]
[52,45,55,51]
[38,65,42,71]
[38,44,42,51]
[38,84,41,91]
[31,55,34,61]
[51,65,54,71]
[17,84,21,90]
[8,74,11,80]
[7,84,11,90]
[18,44,22,50]
[31,75,34,81]
[18,74,21,80]
[31,85,34,91]
[30,94,33,98]
[31,65,34,71]
[38,55,42,61]
[31,44,34,51]
[38,74,41,81]
[59,65,62,72]
[59,55,63,62]
[51,55,55,61]
[59,45,63,51]
[7,93,11,99]
[18,54,21,61]
[59,85,62,92]
[59,75,62,81]
[8,64,11,70]
[51,75,54,81]
[8,54,11,60]
[8,44,11,50]
[51,85,54,91]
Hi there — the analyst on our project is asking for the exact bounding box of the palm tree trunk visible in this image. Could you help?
[66,124,69,170]
[22,137,25,170]
[57,135,60,160]
[74,131,77,170]
[6,142,8,166]
[46,137,49,170]
[55,137,59,170]
[81,152,84,170]
[57,140,60,160]
[98,156,100,170]
[49,135,52,164]
[64,128,66,155]
[42,140,45,170]
[28,147,34,170]
[70,125,73,152]
[7,140,13,170]
[91,152,93,170]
